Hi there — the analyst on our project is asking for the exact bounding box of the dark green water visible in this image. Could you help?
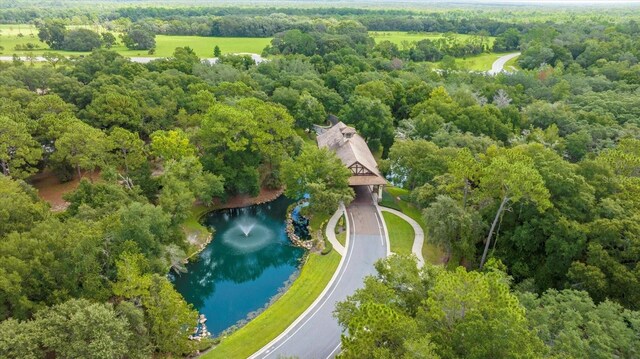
[170,196,305,335]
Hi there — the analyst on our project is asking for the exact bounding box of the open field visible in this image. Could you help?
[0,25,271,57]
[204,251,341,358]
[382,211,415,256]
[370,31,495,47]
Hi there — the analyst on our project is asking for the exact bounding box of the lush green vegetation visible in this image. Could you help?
[382,211,414,255]
[204,251,340,358]
[337,255,640,359]
[1,3,640,358]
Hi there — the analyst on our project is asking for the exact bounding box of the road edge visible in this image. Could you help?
[248,203,350,359]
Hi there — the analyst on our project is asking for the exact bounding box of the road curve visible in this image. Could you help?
[250,187,388,359]
[488,52,521,75]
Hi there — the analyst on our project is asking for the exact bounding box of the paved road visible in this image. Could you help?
[488,52,521,75]
[0,53,267,64]
[251,187,388,359]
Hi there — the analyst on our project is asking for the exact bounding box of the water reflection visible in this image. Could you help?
[170,196,305,335]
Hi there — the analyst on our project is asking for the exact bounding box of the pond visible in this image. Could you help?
[170,196,305,336]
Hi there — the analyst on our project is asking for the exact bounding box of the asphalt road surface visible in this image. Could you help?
[251,187,388,359]
[488,52,521,75]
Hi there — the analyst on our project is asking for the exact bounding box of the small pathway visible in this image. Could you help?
[325,203,347,256]
[488,52,521,75]
[379,207,425,268]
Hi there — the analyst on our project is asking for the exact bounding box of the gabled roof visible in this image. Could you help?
[317,122,386,186]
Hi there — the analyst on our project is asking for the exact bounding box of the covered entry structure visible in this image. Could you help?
[317,122,387,202]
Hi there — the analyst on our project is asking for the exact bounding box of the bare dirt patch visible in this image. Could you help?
[214,187,284,209]
[29,170,100,211]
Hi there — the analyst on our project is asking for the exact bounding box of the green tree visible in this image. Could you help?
[108,127,146,180]
[0,116,42,179]
[113,255,198,356]
[421,266,545,358]
[336,256,545,359]
[478,146,552,268]
[423,195,484,265]
[197,99,299,194]
[213,45,221,57]
[493,28,521,52]
[340,96,394,152]
[144,275,197,355]
[520,289,640,359]
[102,32,117,48]
[0,176,49,237]
[281,145,353,216]
[122,27,156,50]
[294,92,326,131]
[62,29,102,51]
[82,91,143,131]
[0,299,135,359]
[36,299,132,359]
[150,129,196,162]
[51,120,109,179]
[158,156,224,223]
[37,20,67,50]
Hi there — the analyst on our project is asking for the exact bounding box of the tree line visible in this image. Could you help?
[0,6,639,358]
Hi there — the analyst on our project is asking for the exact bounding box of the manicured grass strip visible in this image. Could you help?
[504,54,521,70]
[203,251,341,359]
[382,211,415,256]
[381,186,444,264]
[456,52,505,71]
[336,231,346,247]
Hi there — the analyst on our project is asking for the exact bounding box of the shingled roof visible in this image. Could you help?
[317,122,387,186]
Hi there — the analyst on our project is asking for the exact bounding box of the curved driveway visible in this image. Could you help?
[488,52,521,75]
[250,187,387,359]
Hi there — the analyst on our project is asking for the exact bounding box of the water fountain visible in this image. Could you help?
[238,221,256,237]
[171,196,305,336]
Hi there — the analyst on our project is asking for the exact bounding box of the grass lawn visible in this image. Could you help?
[504,54,521,71]
[381,186,444,264]
[382,211,414,256]
[0,25,271,58]
[334,214,347,247]
[204,251,341,358]
[370,31,495,47]
[456,52,508,72]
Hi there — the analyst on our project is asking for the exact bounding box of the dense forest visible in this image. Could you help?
[0,3,639,358]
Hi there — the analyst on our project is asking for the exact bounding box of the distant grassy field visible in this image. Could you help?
[0,24,271,57]
[370,31,495,47]
[369,31,502,71]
